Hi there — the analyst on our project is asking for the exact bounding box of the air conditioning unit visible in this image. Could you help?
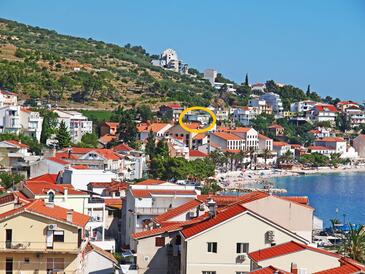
[236,254,246,263]
[188,210,197,218]
[266,230,275,243]
[48,224,58,230]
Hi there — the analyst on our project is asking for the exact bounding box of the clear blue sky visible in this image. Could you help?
[1,0,364,101]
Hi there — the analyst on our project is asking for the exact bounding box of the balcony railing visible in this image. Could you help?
[0,241,80,253]
[135,207,169,215]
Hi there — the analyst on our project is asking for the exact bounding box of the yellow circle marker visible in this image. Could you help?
[178,106,217,133]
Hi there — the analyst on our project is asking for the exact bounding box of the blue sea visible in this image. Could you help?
[272,172,365,227]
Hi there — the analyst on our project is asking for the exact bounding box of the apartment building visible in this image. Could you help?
[124,180,199,247]
[248,96,273,115]
[0,199,89,273]
[307,146,336,156]
[137,122,173,141]
[233,106,260,126]
[217,127,259,151]
[260,92,284,117]
[159,103,184,121]
[310,104,337,123]
[273,141,292,157]
[53,110,93,143]
[0,89,17,107]
[100,121,119,137]
[314,137,347,155]
[19,108,43,142]
[290,100,317,113]
[210,131,244,151]
[258,134,273,152]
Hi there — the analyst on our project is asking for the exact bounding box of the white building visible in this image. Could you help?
[210,131,244,151]
[314,137,347,155]
[0,105,21,134]
[290,100,317,113]
[310,104,337,123]
[152,48,189,74]
[53,110,93,143]
[203,69,217,85]
[233,106,260,126]
[260,92,284,117]
[19,108,43,141]
[124,180,199,247]
[0,89,17,107]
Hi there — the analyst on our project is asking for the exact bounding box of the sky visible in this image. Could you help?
[0,0,364,101]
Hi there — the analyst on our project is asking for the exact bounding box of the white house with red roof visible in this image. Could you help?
[310,104,338,123]
[217,126,259,151]
[0,89,17,106]
[314,137,347,155]
[273,141,292,157]
[336,100,360,112]
[137,122,173,141]
[159,103,184,121]
[210,131,244,151]
[248,240,365,273]
[124,180,199,247]
[188,149,208,160]
[307,146,336,156]
[290,100,317,113]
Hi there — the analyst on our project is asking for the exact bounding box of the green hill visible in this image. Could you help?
[0,18,216,109]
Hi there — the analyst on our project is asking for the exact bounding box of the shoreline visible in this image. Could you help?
[217,165,365,190]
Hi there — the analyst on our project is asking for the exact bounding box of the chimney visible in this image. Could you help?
[66,209,73,223]
[64,187,68,201]
[291,263,298,274]
[207,198,217,218]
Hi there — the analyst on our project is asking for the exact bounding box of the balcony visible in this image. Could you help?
[135,207,169,215]
[0,241,81,254]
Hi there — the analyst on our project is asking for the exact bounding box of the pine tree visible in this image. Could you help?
[145,130,156,158]
[155,139,169,157]
[56,120,72,148]
[245,73,249,86]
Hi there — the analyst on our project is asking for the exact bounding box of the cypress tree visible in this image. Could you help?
[56,120,72,148]
[245,73,249,86]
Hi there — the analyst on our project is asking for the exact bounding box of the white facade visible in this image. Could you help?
[122,154,146,181]
[19,109,43,141]
[53,110,93,143]
[233,107,259,126]
[0,105,21,134]
[260,92,284,116]
[203,69,217,85]
[59,168,118,191]
[290,100,317,113]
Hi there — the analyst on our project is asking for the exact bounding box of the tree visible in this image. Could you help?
[137,105,153,122]
[330,153,342,168]
[201,179,222,194]
[340,224,365,263]
[40,110,58,145]
[80,133,98,148]
[262,148,272,166]
[244,73,249,86]
[155,139,169,158]
[145,130,156,159]
[336,113,351,132]
[0,172,24,190]
[56,120,71,148]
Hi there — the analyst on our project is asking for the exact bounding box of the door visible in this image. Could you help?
[5,229,12,249]
[6,257,13,274]
[46,230,54,249]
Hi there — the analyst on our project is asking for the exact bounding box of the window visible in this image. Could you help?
[202,272,216,274]
[48,192,55,203]
[47,258,64,271]
[24,258,30,264]
[207,242,217,253]
[155,237,165,247]
[53,231,64,242]
[236,243,249,253]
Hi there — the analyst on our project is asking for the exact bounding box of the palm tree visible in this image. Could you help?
[262,148,272,166]
[340,224,365,263]
[224,151,235,171]
[248,147,256,168]
[330,218,341,232]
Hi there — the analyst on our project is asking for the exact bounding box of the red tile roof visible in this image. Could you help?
[192,133,207,140]
[47,157,70,165]
[313,264,361,274]
[218,126,251,133]
[98,134,116,144]
[154,199,203,223]
[249,266,290,274]
[104,122,119,128]
[137,122,171,133]
[248,241,340,262]
[0,200,90,227]
[0,192,30,205]
[24,180,86,196]
[88,182,112,188]
[85,242,118,264]
[189,149,208,157]
[66,148,122,160]
[181,204,247,239]
[212,131,242,141]
[55,152,78,160]
[165,103,182,109]
[105,181,129,192]
[104,198,123,209]
[258,134,272,140]
[112,143,134,152]
[315,137,345,142]
[130,189,197,198]
[4,140,29,149]
[337,101,359,106]
[273,141,289,147]
[314,104,337,112]
[280,196,309,205]
[268,124,284,129]
[71,165,89,170]
[135,179,166,185]
[28,174,58,184]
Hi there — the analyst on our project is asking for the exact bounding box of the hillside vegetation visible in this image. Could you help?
[0,18,215,109]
